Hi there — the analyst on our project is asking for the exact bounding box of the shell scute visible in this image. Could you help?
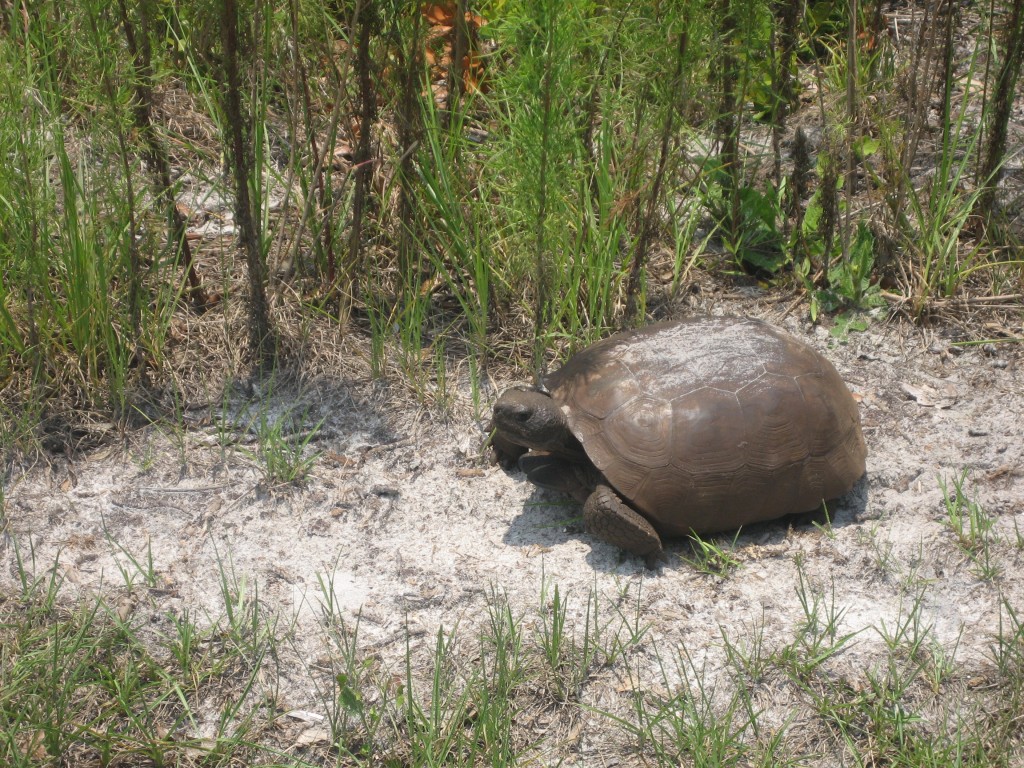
[668,387,747,475]
[736,372,811,470]
[604,395,674,469]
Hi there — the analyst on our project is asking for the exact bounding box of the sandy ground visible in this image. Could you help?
[2,294,1023,762]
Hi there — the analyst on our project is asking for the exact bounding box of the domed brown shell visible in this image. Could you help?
[545,317,866,536]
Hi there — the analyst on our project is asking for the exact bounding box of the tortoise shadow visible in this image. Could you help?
[501,472,871,573]
[500,484,586,554]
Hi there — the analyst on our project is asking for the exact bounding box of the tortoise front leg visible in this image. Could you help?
[518,452,593,503]
[583,485,664,567]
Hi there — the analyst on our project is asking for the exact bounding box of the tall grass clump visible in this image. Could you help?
[852,2,1021,314]
[0,0,1022,439]
[0,3,179,429]
[975,0,1024,225]
[486,1,613,364]
[875,3,991,315]
[390,2,701,382]
[483,2,713,362]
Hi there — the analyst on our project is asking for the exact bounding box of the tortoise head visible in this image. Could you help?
[492,386,570,452]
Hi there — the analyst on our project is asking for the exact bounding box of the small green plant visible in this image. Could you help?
[939,471,995,553]
[533,577,612,703]
[700,159,788,275]
[607,579,651,661]
[306,593,387,760]
[482,586,527,696]
[103,524,158,589]
[538,582,569,677]
[904,165,990,315]
[828,310,871,340]
[939,471,1001,581]
[828,222,883,309]
[970,543,1002,582]
[923,630,962,694]
[166,608,203,677]
[991,599,1024,681]
[720,614,774,688]
[400,623,475,765]
[245,406,324,486]
[1013,518,1024,550]
[875,587,931,660]
[783,560,858,679]
[812,501,837,538]
[857,524,898,577]
[681,530,742,576]
[605,642,778,766]
[211,542,277,655]
[798,215,884,322]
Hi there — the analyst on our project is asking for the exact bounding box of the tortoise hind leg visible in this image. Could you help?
[583,485,664,567]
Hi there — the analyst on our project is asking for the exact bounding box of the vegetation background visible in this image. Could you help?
[0,0,1021,446]
[0,0,1023,765]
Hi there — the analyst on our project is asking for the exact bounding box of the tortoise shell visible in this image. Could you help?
[544,316,866,535]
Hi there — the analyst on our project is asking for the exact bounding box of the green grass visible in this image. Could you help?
[244,405,325,486]
[2,542,1022,766]
[4,510,1024,767]
[680,531,743,576]
[0,0,1020,440]
[940,470,1002,581]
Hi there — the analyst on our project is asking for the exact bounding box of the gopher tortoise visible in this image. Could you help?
[491,316,866,564]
